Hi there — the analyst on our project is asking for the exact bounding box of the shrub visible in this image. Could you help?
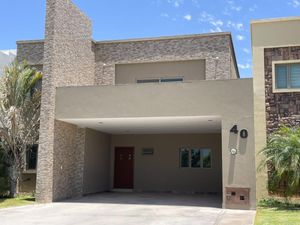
[0,149,9,197]
[259,125,300,199]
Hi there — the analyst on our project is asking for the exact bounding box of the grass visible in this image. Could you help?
[0,194,35,209]
[255,199,300,225]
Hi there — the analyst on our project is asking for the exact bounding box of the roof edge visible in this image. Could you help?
[16,32,232,45]
[251,16,300,24]
[16,40,44,44]
[94,32,231,44]
[228,34,240,79]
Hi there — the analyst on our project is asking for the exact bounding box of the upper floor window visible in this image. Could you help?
[137,77,183,84]
[273,62,300,92]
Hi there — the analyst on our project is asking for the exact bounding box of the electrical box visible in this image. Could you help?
[225,187,250,207]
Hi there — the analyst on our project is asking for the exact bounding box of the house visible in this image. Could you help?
[251,17,300,199]
[0,50,16,75]
[16,0,300,210]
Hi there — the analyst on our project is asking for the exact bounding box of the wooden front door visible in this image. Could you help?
[114,147,134,189]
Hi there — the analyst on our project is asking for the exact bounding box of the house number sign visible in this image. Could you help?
[230,125,248,138]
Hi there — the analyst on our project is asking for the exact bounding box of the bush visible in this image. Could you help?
[259,198,300,210]
[259,126,300,198]
[0,150,9,197]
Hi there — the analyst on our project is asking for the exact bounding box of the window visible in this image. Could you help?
[191,149,201,168]
[137,79,159,84]
[274,63,300,90]
[26,145,38,170]
[179,148,212,168]
[180,149,189,168]
[202,149,212,168]
[161,78,183,83]
[137,77,183,84]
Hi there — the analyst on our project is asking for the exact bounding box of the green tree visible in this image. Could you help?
[259,125,300,199]
[0,61,42,197]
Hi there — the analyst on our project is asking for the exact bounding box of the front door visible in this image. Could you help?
[114,147,134,189]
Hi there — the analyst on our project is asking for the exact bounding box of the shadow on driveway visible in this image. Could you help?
[64,192,222,208]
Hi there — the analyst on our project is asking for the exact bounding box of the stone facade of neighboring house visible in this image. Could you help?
[264,47,300,133]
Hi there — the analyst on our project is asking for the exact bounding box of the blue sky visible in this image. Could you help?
[1,0,300,77]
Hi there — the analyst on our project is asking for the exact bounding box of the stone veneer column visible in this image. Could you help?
[36,0,94,202]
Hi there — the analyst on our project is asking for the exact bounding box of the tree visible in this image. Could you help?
[259,125,300,199]
[0,61,42,197]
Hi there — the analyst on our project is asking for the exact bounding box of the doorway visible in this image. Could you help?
[114,147,134,189]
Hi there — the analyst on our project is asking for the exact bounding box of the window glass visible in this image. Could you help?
[275,65,288,89]
[290,64,300,88]
[137,79,159,83]
[202,149,212,168]
[26,145,38,170]
[161,78,183,83]
[191,149,201,168]
[180,149,189,168]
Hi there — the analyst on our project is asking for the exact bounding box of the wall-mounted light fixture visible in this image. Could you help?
[230,148,238,155]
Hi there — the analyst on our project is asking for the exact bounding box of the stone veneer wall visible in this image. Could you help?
[53,121,86,199]
[94,34,238,85]
[265,46,300,133]
[16,41,44,66]
[35,0,95,202]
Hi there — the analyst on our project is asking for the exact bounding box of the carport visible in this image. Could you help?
[60,116,223,198]
[52,79,256,209]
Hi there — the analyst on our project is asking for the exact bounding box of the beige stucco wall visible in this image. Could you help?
[251,17,300,200]
[56,78,256,209]
[83,129,111,195]
[110,134,222,193]
[115,60,206,84]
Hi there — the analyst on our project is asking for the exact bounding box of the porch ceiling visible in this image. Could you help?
[60,116,221,134]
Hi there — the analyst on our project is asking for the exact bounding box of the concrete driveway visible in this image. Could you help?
[0,193,256,225]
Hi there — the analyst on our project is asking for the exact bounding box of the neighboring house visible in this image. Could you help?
[252,17,300,199]
[15,0,300,210]
[0,50,16,75]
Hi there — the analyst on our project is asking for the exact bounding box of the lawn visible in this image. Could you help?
[0,194,35,209]
[255,199,300,225]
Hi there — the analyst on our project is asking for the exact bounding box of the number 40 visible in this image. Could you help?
[230,125,248,138]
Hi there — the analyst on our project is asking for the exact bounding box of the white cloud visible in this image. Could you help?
[226,0,242,12]
[199,11,223,32]
[236,35,245,41]
[0,50,17,56]
[192,0,201,7]
[243,48,250,54]
[167,0,184,7]
[289,0,300,8]
[249,4,258,12]
[199,11,214,22]
[161,13,170,18]
[227,21,243,31]
[183,14,192,21]
[210,19,223,27]
[238,63,251,69]
[231,5,242,11]
[210,27,222,32]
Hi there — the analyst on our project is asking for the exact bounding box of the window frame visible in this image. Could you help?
[179,147,212,169]
[272,60,300,93]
